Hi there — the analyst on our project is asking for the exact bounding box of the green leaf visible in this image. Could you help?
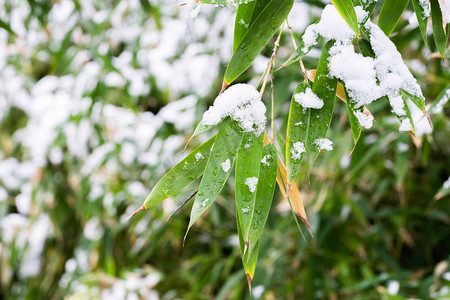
[281,39,316,68]
[401,89,426,112]
[331,0,360,35]
[385,94,415,134]
[430,0,448,58]
[411,0,429,45]
[198,0,255,5]
[143,135,216,209]
[246,143,277,257]
[191,121,216,140]
[378,0,410,36]
[345,86,363,146]
[186,119,243,233]
[233,2,256,52]
[235,132,264,244]
[357,38,375,58]
[285,81,309,183]
[224,0,294,84]
[306,39,338,168]
[237,213,259,292]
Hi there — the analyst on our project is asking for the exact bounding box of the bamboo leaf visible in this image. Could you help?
[430,0,448,58]
[263,133,310,231]
[224,0,294,84]
[378,0,410,36]
[345,86,363,146]
[281,40,316,68]
[357,38,375,58]
[306,39,338,169]
[234,2,255,52]
[143,135,216,209]
[191,121,216,140]
[246,143,277,257]
[237,214,259,292]
[331,0,360,35]
[402,89,426,112]
[186,119,243,234]
[285,81,309,183]
[411,0,429,45]
[235,132,264,245]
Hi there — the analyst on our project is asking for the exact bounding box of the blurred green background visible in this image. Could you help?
[0,0,449,299]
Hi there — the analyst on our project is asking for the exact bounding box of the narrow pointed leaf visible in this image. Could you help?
[237,214,259,291]
[430,0,447,58]
[331,0,360,35]
[191,121,216,140]
[385,94,415,135]
[286,81,309,183]
[187,119,243,231]
[411,0,430,45]
[306,40,338,169]
[402,89,426,112]
[281,40,316,68]
[249,0,272,23]
[358,38,375,58]
[234,2,256,52]
[143,135,216,209]
[224,0,294,84]
[247,143,277,257]
[378,0,410,36]
[263,133,310,230]
[198,0,255,5]
[345,86,363,145]
[235,132,264,243]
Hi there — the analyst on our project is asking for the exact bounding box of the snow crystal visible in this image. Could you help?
[302,5,356,49]
[261,155,271,166]
[245,177,258,193]
[399,118,413,131]
[294,88,324,109]
[201,84,266,136]
[290,142,306,160]
[354,111,374,129]
[195,152,204,161]
[314,138,333,151]
[221,159,231,172]
[439,0,450,23]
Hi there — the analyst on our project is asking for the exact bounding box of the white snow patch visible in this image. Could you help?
[419,0,431,18]
[314,138,333,151]
[195,152,204,161]
[438,0,450,23]
[294,88,324,109]
[354,111,374,129]
[399,118,413,132]
[443,177,450,189]
[387,280,400,295]
[221,159,231,172]
[201,84,266,136]
[245,177,258,193]
[261,155,271,166]
[290,142,306,160]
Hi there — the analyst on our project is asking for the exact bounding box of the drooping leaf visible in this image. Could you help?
[378,0,410,36]
[235,132,264,244]
[234,2,256,52]
[190,120,216,140]
[237,213,259,292]
[263,133,310,231]
[224,0,294,84]
[186,118,243,234]
[402,89,426,112]
[306,39,338,169]
[411,0,429,45]
[143,135,216,209]
[430,0,447,58]
[345,86,363,146]
[281,40,316,68]
[331,0,360,35]
[198,0,255,5]
[246,143,277,257]
[286,81,309,183]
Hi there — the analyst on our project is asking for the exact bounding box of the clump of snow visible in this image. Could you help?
[355,6,369,24]
[190,5,201,18]
[294,88,324,109]
[407,100,432,136]
[314,138,333,151]
[399,119,413,132]
[354,111,374,129]
[245,177,258,193]
[221,159,231,172]
[439,1,450,23]
[302,5,356,49]
[195,152,204,161]
[290,142,306,160]
[201,84,266,136]
[419,0,431,18]
[261,155,271,166]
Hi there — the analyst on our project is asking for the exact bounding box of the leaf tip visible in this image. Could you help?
[220,80,229,94]
[246,273,253,293]
[122,204,146,223]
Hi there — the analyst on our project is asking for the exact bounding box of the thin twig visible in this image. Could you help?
[166,190,198,222]
[286,20,308,82]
